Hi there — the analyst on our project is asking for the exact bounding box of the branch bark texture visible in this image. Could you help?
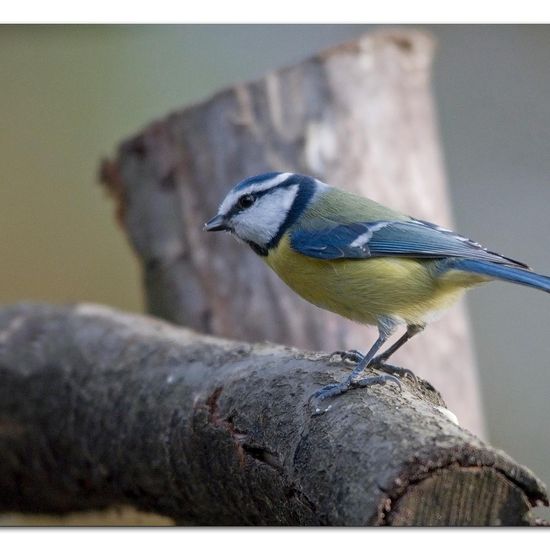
[0,303,545,525]
[100,29,483,435]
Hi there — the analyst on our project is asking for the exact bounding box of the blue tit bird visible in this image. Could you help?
[204,172,550,413]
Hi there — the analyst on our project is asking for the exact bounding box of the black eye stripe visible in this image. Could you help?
[227,178,302,218]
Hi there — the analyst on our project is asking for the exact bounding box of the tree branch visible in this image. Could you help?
[0,303,545,525]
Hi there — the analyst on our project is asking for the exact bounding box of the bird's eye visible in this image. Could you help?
[238,194,255,209]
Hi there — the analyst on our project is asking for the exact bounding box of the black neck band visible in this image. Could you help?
[265,176,316,250]
[247,240,268,256]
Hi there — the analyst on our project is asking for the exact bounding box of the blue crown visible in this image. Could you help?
[233,172,289,192]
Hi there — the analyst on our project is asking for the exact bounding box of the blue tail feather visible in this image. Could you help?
[448,258,550,293]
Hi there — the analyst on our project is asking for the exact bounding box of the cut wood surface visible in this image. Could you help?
[0,303,545,526]
[100,29,484,435]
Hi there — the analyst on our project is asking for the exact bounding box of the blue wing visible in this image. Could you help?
[290,219,528,268]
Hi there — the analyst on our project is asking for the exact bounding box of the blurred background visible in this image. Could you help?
[1,25,549,496]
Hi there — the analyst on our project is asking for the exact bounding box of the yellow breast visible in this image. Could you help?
[265,235,483,326]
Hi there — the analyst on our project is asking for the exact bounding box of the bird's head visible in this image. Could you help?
[204,172,326,254]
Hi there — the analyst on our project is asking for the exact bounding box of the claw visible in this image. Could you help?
[310,382,350,402]
[308,381,350,416]
[371,362,418,385]
[309,372,402,417]
[329,349,364,364]
[311,404,332,417]
[400,368,417,385]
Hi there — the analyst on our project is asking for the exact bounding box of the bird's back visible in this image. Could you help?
[301,187,410,229]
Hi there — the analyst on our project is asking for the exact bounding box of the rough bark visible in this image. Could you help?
[0,303,545,526]
[100,29,484,435]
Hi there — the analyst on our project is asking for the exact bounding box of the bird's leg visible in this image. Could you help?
[310,323,400,415]
[372,324,424,364]
[328,324,424,383]
[370,324,424,383]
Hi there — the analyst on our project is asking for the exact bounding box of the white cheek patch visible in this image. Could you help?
[233,185,299,245]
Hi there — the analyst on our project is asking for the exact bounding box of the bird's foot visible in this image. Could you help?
[328,349,364,364]
[329,350,417,385]
[309,382,350,415]
[370,360,418,385]
[309,373,401,416]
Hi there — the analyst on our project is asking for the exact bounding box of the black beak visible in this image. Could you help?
[203,214,228,232]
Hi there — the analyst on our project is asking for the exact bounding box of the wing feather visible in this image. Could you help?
[290,219,528,268]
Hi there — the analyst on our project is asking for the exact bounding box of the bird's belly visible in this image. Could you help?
[266,240,466,326]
